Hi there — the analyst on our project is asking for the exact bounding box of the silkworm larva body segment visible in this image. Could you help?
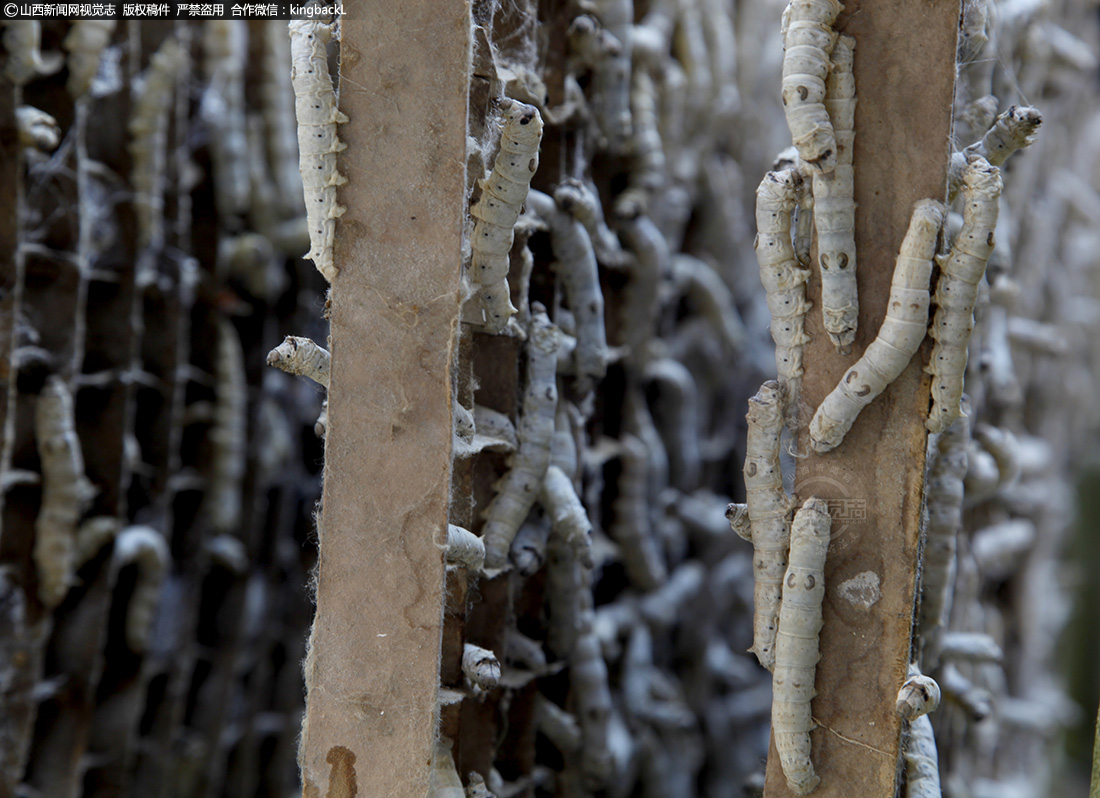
[810,200,945,453]
[773,496,831,795]
[781,0,842,175]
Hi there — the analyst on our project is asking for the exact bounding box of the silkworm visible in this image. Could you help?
[202,21,251,217]
[545,527,580,660]
[74,516,122,567]
[904,713,942,798]
[772,496,831,795]
[609,434,668,591]
[261,21,307,217]
[570,628,614,786]
[810,200,946,453]
[469,100,544,331]
[755,169,811,427]
[938,631,1004,663]
[130,36,185,251]
[34,375,96,608]
[566,14,620,75]
[536,694,582,754]
[970,518,1036,581]
[481,306,561,571]
[3,21,55,86]
[743,380,791,672]
[725,502,752,542]
[553,178,628,269]
[266,335,331,388]
[895,665,941,721]
[207,319,247,536]
[618,214,667,367]
[972,423,1020,488]
[428,738,465,798]
[814,34,859,352]
[918,412,969,643]
[113,526,170,653]
[462,643,501,690]
[590,0,633,153]
[289,19,349,283]
[472,404,518,452]
[939,664,993,721]
[948,105,1042,195]
[614,66,664,219]
[622,623,694,729]
[510,509,551,575]
[670,254,747,353]
[644,358,702,491]
[541,466,594,569]
[444,524,485,572]
[16,106,60,151]
[780,0,841,175]
[926,157,1003,433]
[525,189,608,392]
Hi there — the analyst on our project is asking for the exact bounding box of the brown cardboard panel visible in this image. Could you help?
[298,3,472,796]
[767,1,959,796]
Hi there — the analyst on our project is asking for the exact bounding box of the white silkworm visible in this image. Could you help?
[609,434,668,590]
[526,189,608,392]
[540,466,594,569]
[614,66,664,219]
[755,169,811,427]
[618,214,667,367]
[469,100,544,331]
[34,375,96,608]
[536,694,582,754]
[781,0,841,174]
[266,335,331,388]
[261,21,306,217]
[918,412,969,641]
[570,628,614,786]
[814,34,858,352]
[289,19,349,283]
[971,423,1020,488]
[939,664,993,721]
[472,404,518,452]
[3,21,57,86]
[453,400,475,444]
[938,632,1004,663]
[16,106,60,151]
[202,21,251,217]
[725,502,752,542]
[444,524,485,573]
[810,200,946,453]
[553,178,627,269]
[481,306,561,571]
[670,254,747,353]
[208,319,247,536]
[644,358,701,491]
[743,380,791,671]
[511,509,551,576]
[772,496,831,795]
[130,36,185,251]
[904,713,942,798]
[895,665,941,721]
[74,516,121,567]
[113,526,170,653]
[590,0,633,153]
[462,643,501,690]
[926,157,1002,433]
[428,738,465,798]
[948,105,1043,193]
[970,518,1036,581]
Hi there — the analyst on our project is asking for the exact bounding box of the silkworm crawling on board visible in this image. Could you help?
[918,411,969,642]
[462,643,501,690]
[34,376,96,608]
[810,200,946,453]
[814,34,858,352]
[743,380,792,671]
[781,0,841,174]
[904,713,942,798]
[773,496,831,795]
[553,178,627,269]
[926,157,1002,433]
[63,20,116,96]
[207,320,247,536]
[469,100,544,331]
[526,189,608,392]
[590,0,633,153]
[16,106,60,151]
[444,524,485,572]
[130,36,186,250]
[113,526,170,653]
[266,335,330,388]
[755,169,811,427]
[896,665,941,721]
[289,18,349,283]
[948,105,1043,193]
[202,21,251,217]
[481,306,561,571]
[609,434,668,591]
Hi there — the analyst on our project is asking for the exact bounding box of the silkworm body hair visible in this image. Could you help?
[926,157,1002,433]
[743,381,791,671]
[34,376,96,608]
[469,100,544,331]
[481,306,561,571]
[810,200,945,453]
[755,169,811,426]
[289,19,348,282]
[781,0,841,174]
[813,34,858,351]
[772,496,831,795]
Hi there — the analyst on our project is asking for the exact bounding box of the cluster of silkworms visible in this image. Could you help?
[2,18,330,797]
